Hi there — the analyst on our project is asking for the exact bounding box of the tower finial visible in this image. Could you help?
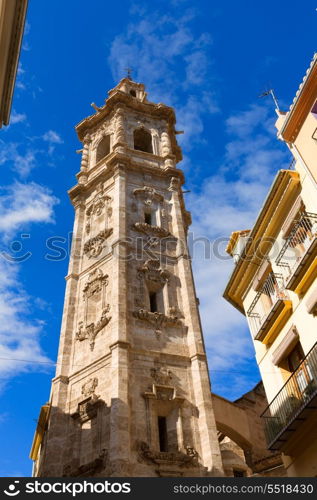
[124,67,133,80]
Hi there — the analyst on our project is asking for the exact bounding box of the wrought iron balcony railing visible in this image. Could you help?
[261,341,317,451]
[247,272,290,341]
[276,211,317,290]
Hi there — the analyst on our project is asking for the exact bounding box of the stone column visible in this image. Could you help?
[113,109,126,153]
[161,130,175,168]
[77,134,91,184]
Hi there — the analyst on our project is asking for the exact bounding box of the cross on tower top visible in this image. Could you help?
[124,67,133,80]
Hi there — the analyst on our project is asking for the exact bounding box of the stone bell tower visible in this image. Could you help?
[31,78,224,477]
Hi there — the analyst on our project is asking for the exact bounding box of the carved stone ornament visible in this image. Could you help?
[71,390,101,424]
[133,222,170,238]
[150,366,172,386]
[76,269,111,350]
[137,441,199,468]
[133,309,182,338]
[85,187,112,234]
[81,377,98,397]
[138,259,169,286]
[76,304,111,350]
[83,269,108,298]
[62,449,107,477]
[83,228,113,258]
[168,177,179,191]
[133,186,164,206]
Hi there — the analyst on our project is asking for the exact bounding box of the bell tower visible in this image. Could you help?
[31,78,224,477]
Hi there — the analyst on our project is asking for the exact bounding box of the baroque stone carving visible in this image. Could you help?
[185,446,199,460]
[76,270,111,350]
[62,449,107,477]
[133,186,164,206]
[85,187,112,234]
[138,259,169,286]
[83,269,108,298]
[133,309,182,338]
[76,305,111,350]
[150,366,172,386]
[81,377,98,397]
[133,222,170,238]
[83,228,113,257]
[137,441,199,468]
[168,177,179,191]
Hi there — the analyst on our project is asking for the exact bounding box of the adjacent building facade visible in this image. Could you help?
[30,78,224,477]
[224,53,317,477]
[0,0,28,127]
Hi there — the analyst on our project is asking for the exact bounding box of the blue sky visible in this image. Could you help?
[0,0,316,477]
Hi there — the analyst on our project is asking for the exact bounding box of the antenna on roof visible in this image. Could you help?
[259,88,280,110]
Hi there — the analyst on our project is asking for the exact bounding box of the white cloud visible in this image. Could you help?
[10,110,27,125]
[0,141,37,177]
[42,130,63,144]
[0,128,63,176]
[0,182,59,386]
[42,130,63,155]
[0,258,53,385]
[108,8,218,152]
[0,182,59,236]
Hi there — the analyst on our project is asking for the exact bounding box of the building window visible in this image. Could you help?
[134,128,153,154]
[130,89,136,97]
[144,211,152,225]
[286,342,313,396]
[149,292,158,313]
[158,416,168,452]
[144,209,156,226]
[96,135,110,163]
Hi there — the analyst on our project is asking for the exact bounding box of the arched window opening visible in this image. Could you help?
[96,135,110,163]
[130,89,136,97]
[134,128,153,154]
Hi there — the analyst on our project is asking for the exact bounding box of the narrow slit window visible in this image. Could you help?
[158,416,168,452]
[311,100,317,118]
[149,292,158,313]
[144,211,152,225]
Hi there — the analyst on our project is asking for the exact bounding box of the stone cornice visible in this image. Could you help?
[76,92,176,138]
[109,340,131,351]
[68,153,185,203]
[53,352,112,383]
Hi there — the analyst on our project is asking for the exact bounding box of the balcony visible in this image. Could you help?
[276,212,317,294]
[261,342,317,451]
[247,273,292,344]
